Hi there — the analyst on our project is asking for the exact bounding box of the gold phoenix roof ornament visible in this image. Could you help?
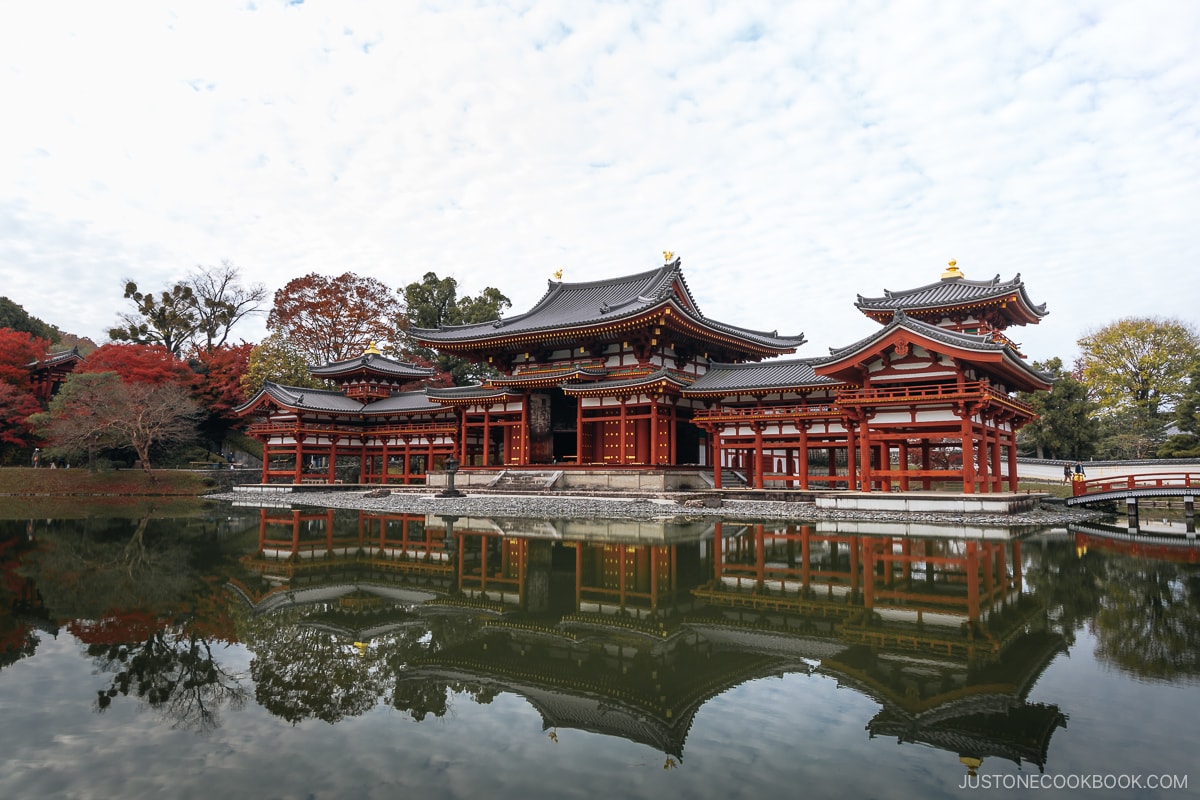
[663,250,675,263]
[553,269,564,281]
[942,259,964,280]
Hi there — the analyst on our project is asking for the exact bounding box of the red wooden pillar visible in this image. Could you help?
[1007,434,1019,491]
[327,439,337,483]
[898,440,909,491]
[712,428,724,489]
[520,397,530,465]
[960,411,976,494]
[575,398,584,464]
[649,394,660,465]
[482,407,492,467]
[858,425,873,493]
[977,419,991,492]
[753,423,765,489]
[990,424,1004,492]
[619,396,628,463]
[293,435,304,484]
[669,402,678,465]
[799,425,810,489]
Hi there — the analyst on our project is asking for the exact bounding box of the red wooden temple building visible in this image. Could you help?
[237,256,1051,493]
[27,346,85,402]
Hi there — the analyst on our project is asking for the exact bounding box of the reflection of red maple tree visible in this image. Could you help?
[68,610,163,646]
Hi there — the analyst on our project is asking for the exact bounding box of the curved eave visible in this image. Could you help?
[683,359,843,397]
[683,377,845,397]
[490,367,608,388]
[560,369,694,397]
[426,386,525,407]
[856,276,1048,327]
[359,390,449,416]
[233,382,368,416]
[415,299,803,357]
[310,365,434,380]
[820,322,1052,392]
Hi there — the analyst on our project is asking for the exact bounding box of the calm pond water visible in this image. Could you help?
[1,501,1198,800]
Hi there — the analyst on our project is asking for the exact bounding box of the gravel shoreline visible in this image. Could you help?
[208,489,1103,527]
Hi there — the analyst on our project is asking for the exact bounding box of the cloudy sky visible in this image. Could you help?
[3,0,1197,364]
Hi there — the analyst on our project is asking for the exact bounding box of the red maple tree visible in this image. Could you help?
[80,343,194,386]
[0,383,41,447]
[267,272,402,365]
[0,328,50,388]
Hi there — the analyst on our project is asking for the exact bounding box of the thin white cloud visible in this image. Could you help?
[1,0,1197,362]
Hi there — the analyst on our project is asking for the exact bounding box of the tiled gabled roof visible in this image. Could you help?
[411,257,804,352]
[856,272,1047,322]
[360,389,446,415]
[28,346,84,369]
[237,382,366,415]
[684,358,842,396]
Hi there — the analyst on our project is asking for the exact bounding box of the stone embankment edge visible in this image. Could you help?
[206,490,1103,527]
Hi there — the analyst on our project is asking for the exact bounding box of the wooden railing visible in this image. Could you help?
[692,403,841,423]
[1072,472,1200,497]
[837,381,1036,414]
[248,420,456,437]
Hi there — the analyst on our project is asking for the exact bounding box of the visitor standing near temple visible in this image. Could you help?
[1063,463,1072,484]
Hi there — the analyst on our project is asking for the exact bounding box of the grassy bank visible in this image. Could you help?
[0,468,221,520]
[0,467,215,497]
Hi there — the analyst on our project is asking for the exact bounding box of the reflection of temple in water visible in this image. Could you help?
[231,510,1067,769]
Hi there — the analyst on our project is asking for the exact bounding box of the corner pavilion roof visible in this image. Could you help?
[234,382,446,416]
[410,257,805,355]
[309,351,434,380]
[820,310,1053,390]
[855,269,1047,326]
[684,358,843,397]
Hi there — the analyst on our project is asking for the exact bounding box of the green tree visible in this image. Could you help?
[1017,357,1099,459]
[109,264,265,357]
[240,333,327,397]
[1159,362,1200,457]
[0,297,59,343]
[1077,317,1200,416]
[401,272,511,385]
[109,280,199,357]
[1076,317,1200,456]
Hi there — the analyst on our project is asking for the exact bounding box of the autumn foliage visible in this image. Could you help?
[267,273,401,365]
[80,343,195,386]
[0,328,50,387]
